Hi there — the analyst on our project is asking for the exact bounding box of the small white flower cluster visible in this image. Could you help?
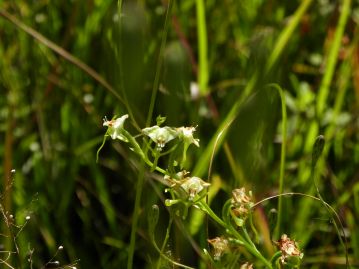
[102,115,205,203]
[164,171,210,201]
[103,115,200,152]
[142,125,199,151]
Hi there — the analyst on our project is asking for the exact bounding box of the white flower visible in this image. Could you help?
[103,114,129,141]
[180,176,210,200]
[142,126,178,149]
[177,126,200,147]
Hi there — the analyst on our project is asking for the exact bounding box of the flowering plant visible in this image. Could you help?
[100,115,307,268]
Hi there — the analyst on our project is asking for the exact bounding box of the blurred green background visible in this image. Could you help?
[0,0,359,268]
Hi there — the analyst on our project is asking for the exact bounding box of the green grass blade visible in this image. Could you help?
[146,0,173,127]
[266,0,313,71]
[0,9,125,106]
[127,2,173,269]
[316,0,351,118]
[196,0,209,96]
[193,0,312,178]
[266,84,287,239]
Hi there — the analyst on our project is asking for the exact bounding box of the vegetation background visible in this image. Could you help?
[0,0,358,268]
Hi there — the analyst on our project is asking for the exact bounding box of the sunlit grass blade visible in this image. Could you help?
[316,0,351,118]
[196,0,209,96]
[127,1,173,269]
[0,9,126,106]
[193,0,312,178]
[266,84,287,239]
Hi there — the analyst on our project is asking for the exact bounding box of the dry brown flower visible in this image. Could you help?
[275,234,303,263]
[232,187,252,206]
[207,237,229,261]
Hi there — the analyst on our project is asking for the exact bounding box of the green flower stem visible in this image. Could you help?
[197,200,226,228]
[198,201,272,268]
[127,157,146,269]
[159,144,178,156]
[249,213,260,244]
[233,226,272,268]
[316,0,351,118]
[126,139,166,268]
[196,0,209,96]
[193,0,313,179]
[242,226,256,249]
[122,130,144,157]
[234,228,272,268]
[270,251,282,268]
[266,84,287,239]
[156,216,174,269]
[151,150,161,172]
[146,0,173,126]
[266,0,313,72]
[122,130,167,175]
[143,158,166,175]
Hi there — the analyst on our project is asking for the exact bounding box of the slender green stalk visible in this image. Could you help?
[311,136,349,268]
[295,22,357,250]
[248,213,260,244]
[316,0,351,118]
[270,251,282,268]
[146,0,173,127]
[198,200,273,268]
[123,130,167,175]
[312,164,349,268]
[198,200,226,228]
[127,2,173,268]
[193,0,312,178]
[117,0,140,131]
[152,236,195,269]
[193,74,258,177]
[324,27,359,147]
[242,227,256,249]
[196,0,209,96]
[267,84,287,239]
[127,159,146,269]
[266,0,313,71]
[156,216,173,269]
[0,9,125,106]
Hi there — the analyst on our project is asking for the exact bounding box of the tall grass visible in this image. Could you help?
[0,0,358,268]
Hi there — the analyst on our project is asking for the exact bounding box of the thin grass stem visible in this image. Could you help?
[316,0,351,118]
[0,9,125,107]
[266,0,313,72]
[196,0,209,96]
[266,84,287,239]
[127,2,173,268]
[193,0,312,178]
[156,216,173,269]
[146,0,173,127]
